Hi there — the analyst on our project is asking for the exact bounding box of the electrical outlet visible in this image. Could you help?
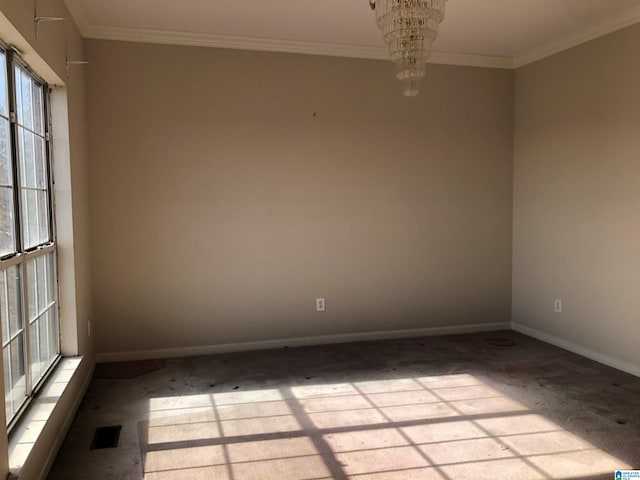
[554,299,562,313]
[316,297,326,312]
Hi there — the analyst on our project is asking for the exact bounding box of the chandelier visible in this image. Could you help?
[369,0,447,96]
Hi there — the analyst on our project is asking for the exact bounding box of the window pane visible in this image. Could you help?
[31,309,56,385]
[21,188,37,248]
[0,270,7,346]
[18,128,46,189]
[21,189,49,248]
[15,66,44,136]
[27,253,58,386]
[2,347,9,417]
[0,187,15,256]
[30,318,44,383]
[26,259,36,322]
[15,66,45,135]
[48,306,58,363]
[27,254,55,319]
[15,67,31,131]
[17,128,35,188]
[0,118,11,186]
[3,264,26,423]
[37,255,47,311]
[4,336,27,423]
[18,127,50,249]
[37,190,50,244]
[32,81,44,136]
[0,52,7,116]
[35,135,47,190]
[45,252,56,305]
[0,267,23,345]
[30,317,40,378]
[0,117,13,255]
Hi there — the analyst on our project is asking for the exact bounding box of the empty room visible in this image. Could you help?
[0,0,639,479]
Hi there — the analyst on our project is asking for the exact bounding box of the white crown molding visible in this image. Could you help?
[84,24,389,60]
[63,1,640,70]
[78,23,512,68]
[513,4,640,68]
[429,51,513,69]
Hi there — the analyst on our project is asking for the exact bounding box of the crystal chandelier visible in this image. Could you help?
[370,0,447,96]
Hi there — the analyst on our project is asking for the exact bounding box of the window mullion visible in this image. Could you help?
[45,87,55,244]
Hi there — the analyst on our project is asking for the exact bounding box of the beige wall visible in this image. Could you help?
[0,3,637,475]
[86,40,514,355]
[513,24,640,373]
[0,0,93,478]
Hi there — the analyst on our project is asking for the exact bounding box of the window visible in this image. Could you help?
[0,47,59,428]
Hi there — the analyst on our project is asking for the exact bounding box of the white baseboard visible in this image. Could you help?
[512,322,640,378]
[96,322,511,363]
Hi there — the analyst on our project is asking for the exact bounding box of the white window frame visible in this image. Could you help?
[0,45,61,430]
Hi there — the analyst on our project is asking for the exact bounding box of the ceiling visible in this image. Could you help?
[64,0,640,68]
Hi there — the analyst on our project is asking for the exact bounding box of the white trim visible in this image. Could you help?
[428,51,512,69]
[84,25,389,60]
[513,4,640,68]
[96,322,511,363]
[77,24,512,68]
[8,357,94,479]
[35,360,94,480]
[512,323,640,379]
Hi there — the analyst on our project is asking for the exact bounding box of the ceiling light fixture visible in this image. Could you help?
[370,0,447,96]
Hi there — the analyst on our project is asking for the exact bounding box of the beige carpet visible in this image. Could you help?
[49,333,639,479]
[137,373,626,480]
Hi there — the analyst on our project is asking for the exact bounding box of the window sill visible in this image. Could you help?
[8,357,84,478]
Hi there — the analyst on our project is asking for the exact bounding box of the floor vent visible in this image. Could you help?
[90,425,122,449]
